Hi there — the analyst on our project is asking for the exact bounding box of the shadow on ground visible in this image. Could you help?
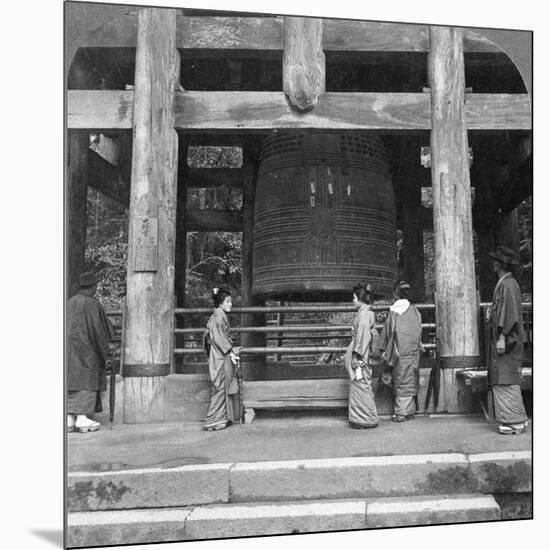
[31,529,63,548]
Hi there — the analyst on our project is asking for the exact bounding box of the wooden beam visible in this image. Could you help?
[184,134,256,147]
[88,150,130,204]
[471,137,500,302]
[323,20,428,52]
[175,138,190,308]
[123,8,179,423]
[79,14,502,53]
[498,154,533,213]
[283,17,325,111]
[68,90,134,129]
[184,209,243,232]
[174,91,430,130]
[68,90,531,131]
[397,137,427,301]
[185,167,244,188]
[429,26,480,389]
[67,131,89,299]
[179,16,283,50]
[495,209,521,258]
[465,94,532,130]
[242,379,349,407]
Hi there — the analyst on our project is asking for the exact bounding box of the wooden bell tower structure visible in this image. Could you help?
[66,5,532,422]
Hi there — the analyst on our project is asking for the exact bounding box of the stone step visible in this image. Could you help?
[67,493,500,547]
[67,451,531,512]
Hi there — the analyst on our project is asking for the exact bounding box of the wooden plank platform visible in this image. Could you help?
[456,367,532,394]
[242,379,349,409]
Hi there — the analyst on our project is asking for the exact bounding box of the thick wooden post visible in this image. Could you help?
[67,130,89,299]
[174,141,188,374]
[429,26,480,412]
[476,228,496,301]
[123,8,179,423]
[175,140,189,308]
[241,158,266,380]
[471,138,497,302]
[283,17,325,112]
[495,209,521,256]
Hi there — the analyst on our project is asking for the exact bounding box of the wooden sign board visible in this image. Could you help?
[133,216,158,272]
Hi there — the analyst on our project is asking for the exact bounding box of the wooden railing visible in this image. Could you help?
[173,304,438,361]
[104,302,533,372]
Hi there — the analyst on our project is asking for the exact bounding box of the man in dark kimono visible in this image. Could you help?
[379,281,423,422]
[67,272,114,433]
[487,246,528,435]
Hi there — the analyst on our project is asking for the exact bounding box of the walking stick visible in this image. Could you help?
[424,336,441,413]
[433,336,441,411]
[424,365,435,412]
[111,298,125,430]
[235,356,244,425]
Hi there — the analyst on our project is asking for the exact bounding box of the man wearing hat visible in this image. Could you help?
[67,272,114,433]
[487,245,528,435]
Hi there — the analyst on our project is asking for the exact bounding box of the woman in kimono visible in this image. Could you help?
[380,281,423,422]
[345,284,379,429]
[204,287,240,431]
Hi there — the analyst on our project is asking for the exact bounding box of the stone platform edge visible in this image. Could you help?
[67,450,532,512]
[67,494,502,546]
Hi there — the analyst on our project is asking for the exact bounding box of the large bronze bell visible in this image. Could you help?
[253,133,397,301]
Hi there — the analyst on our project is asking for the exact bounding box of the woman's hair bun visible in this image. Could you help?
[212,287,231,307]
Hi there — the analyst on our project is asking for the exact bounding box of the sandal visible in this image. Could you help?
[498,424,526,435]
[349,422,378,429]
[205,423,227,431]
[392,415,407,422]
[75,425,100,433]
[75,417,100,433]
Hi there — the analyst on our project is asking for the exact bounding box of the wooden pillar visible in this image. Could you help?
[472,137,522,301]
[477,228,496,302]
[399,137,426,302]
[429,26,480,412]
[67,130,89,299]
[495,209,520,256]
[174,140,189,374]
[175,139,189,308]
[283,17,325,112]
[471,137,498,302]
[123,8,179,423]
[240,158,266,380]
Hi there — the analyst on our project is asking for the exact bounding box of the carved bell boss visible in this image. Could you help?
[252,133,398,301]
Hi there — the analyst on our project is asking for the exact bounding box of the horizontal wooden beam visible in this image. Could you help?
[68,90,532,131]
[323,21,501,53]
[89,151,246,196]
[185,167,244,188]
[464,94,532,131]
[174,91,431,130]
[79,15,501,54]
[88,150,129,203]
[68,90,134,129]
[185,208,242,232]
